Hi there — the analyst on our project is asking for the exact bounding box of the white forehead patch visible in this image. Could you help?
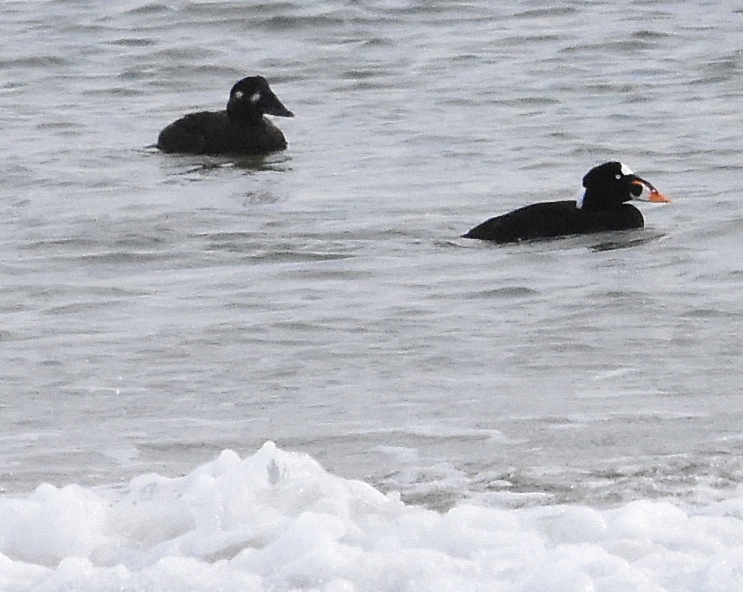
[620,162,633,176]
[250,91,261,104]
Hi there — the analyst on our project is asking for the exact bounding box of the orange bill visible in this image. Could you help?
[631,179,672,203]
[647,188,672,203]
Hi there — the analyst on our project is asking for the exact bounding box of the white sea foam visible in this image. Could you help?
[2,443,743,591]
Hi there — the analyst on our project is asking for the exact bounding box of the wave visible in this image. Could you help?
[2,442,743,591]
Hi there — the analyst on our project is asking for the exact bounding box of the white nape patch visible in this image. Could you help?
[575,187,586,209]
[620,162,634,176]
[234,90,244,99]
[250,91,261,104]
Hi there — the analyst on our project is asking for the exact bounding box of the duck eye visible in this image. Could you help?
[234,90,244,99]
[250,91,261,104]
[615,173,622,180]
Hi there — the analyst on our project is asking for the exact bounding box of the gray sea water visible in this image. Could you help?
[1,0,743,512]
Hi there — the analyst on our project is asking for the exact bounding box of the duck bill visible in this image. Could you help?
[262,92,294,118]
[647,189,672,203]
[632,179,672,203]
[265,102,294,118]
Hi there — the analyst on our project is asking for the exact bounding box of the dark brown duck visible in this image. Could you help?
[157,76,293,156]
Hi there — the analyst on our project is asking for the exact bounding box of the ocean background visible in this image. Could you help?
[1,0,743,589]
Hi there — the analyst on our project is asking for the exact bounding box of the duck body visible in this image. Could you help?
[157,76,293,156]
[463,162,670,244]
[463,200,644,242]
[157,111,288,155]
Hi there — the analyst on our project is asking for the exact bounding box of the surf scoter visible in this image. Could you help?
[462,162,671,243]
[156,76,294,155]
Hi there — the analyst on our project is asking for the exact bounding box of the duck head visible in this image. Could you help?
[578,161,671,211]
[226,76,294,122]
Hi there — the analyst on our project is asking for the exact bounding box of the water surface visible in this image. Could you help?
[1,0,743,510]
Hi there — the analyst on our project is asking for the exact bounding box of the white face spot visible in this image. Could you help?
[250,91,262,104]
[619,162,634,176]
